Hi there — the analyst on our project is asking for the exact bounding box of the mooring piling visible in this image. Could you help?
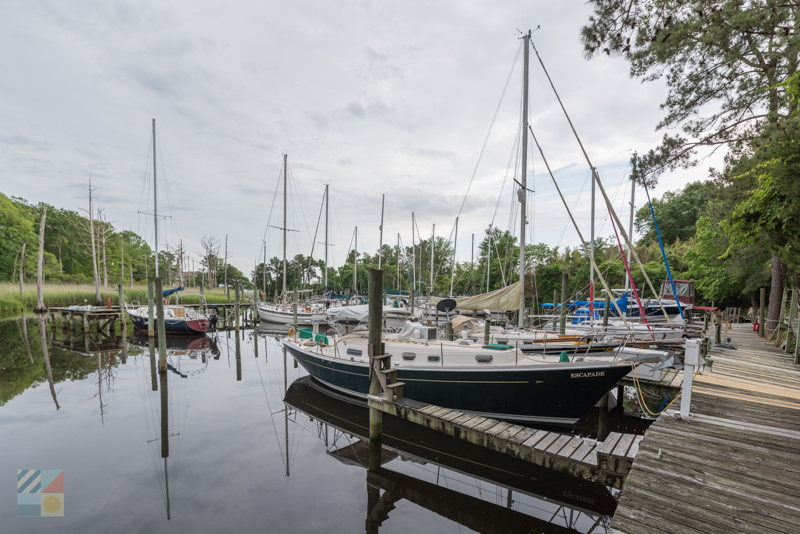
[368,268,384,440]
[234,282,240,332]
[559,272,569,335]
[147,281,155,338]
[759,287,766,337]
[155,278,167,372]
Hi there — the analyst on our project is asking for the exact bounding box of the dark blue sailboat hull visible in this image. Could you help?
[283,341,631,425]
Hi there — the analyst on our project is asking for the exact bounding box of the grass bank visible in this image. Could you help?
[0,283,235,311]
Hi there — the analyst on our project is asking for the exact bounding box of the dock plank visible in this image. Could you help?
[532,432,559,451]
[611,323,800,534]
[545,434,573,455]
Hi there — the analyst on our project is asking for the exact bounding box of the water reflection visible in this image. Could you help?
[284,376,617,533]
[2,318,624,532]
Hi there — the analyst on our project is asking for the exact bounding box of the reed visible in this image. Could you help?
[0,283,232,311]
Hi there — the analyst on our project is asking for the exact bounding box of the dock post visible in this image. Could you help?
[484,316,490,345]
[149,339,158,391]
[199,283,205,316]
[703,312,709,334]
[714,323,721,345]
[368,268,384,440]
[118,284,126,338]
[446,321,453,341]
[251,286,258,327]
[680,339,703,418]
[293,288,298,331]
[235,328,241,381]
[788,289,799,353]
[148,281,155,338]
[602,292,611,330]
[234,282,240,333]
[559,272,568,335]
[155,278,167,372]
[759,287,766,337]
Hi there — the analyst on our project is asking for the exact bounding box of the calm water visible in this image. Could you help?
[1,316,643,533]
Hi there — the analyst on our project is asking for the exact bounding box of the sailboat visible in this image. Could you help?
[126,119,216,335]
[282,31,633,425]
[256,154,325,325]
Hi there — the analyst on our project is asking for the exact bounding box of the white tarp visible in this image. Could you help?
[326,305,407,323]
[429,281,523,311]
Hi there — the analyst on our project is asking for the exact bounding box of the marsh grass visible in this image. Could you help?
[0,283,234,311]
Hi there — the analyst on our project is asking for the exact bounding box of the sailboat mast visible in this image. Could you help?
[450,217,458,297]
[518,31,530,326]
[325,184,329,297]
[354,227,358,295]
[487,225,492,293]
[411,212,416,295]
[378,194,384,269]
[396,233,400,291]
[282,154,288,303]
[430,224,435,296]
[625,154,637,297]
[590,167,596,321]
[153,119,159,280]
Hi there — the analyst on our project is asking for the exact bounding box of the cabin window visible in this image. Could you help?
[497,338,508,344]
[475,354,493,363]
[427,355,440,362]
[346,348,363,356]
[402,352,416,360]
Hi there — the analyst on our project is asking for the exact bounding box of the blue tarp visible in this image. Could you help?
[573,293,628,313]
[163,287,184,298]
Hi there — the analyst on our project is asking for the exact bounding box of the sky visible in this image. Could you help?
[0,0,719,276]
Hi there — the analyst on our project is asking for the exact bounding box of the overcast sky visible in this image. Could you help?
[0,1,715,276]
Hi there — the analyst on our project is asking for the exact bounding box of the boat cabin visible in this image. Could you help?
[659,280,695,305]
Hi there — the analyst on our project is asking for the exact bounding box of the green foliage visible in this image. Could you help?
[635,181,713,244]
[582,0,800,181]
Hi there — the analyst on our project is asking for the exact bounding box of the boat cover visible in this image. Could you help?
[326,305,406,322]
[429,281,522,311]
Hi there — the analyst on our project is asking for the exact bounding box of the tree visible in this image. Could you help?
[582,0,800,334]
[634,181,713,244]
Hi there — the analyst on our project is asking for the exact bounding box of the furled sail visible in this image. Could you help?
[429,281,522,311]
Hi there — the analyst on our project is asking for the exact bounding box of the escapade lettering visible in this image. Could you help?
[570,371,605,378]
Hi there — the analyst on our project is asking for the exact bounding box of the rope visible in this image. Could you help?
[643,182,685,320]
[528,126,629,327]
[529,39,672,325]
[608,205,654,339]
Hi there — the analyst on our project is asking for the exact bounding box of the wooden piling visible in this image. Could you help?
[368,269,384,440]
[118,284,126,337]
[786,288,798,353]
[445,321,453,341]
[147,281,155,338]
[234,282,240,332]
[293,288,298,330]
[155,278,167,372]
[559,272,568,335]
[484,316,490,345]
[759,287,766,337]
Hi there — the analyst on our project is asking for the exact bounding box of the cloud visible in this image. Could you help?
[0,0,711,274]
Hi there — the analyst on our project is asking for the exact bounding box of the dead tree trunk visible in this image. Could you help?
[87,180,102,305]
[34,207,47,313]
[19,243,26,300]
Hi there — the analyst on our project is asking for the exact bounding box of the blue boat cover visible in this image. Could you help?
[573,293,628,313]
[163,287,184,298]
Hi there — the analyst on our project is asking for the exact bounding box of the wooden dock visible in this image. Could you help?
[369,396,641,488]
[48,306,124,334]
[611,323,800,534]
